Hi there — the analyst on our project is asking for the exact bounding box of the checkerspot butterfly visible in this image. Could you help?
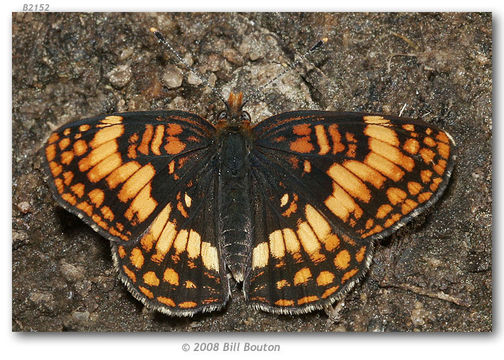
[43,30,456,316]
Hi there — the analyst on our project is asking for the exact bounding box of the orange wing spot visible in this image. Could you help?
[421,169,433,184]
[288,155,299,169]
[106,161,141,189]
[101,115,123,125]
[298,295,319,305]
[365,124,399,146]
[100,206,114,221]
[117,246,126,258]
[365,218,374,229]
[316,271,335,286]
[71,183,85,198]
[314,124,330,154]
[140,234,155,252]
[166,123,183,136]
[403,138,420,155]
[436,131,450,144]
[252,242,269,269]
[58,137,70,151]
[178,301,197,309]
[45,144,57,162]
[418,192,433,203]
[327,163,371,203]
[62,192,77,205]
[387,187,407,205]
[275,299,295,307]
[269,230,285,259]
[89,125,124,149]
[293,268,312,286]
[63,128,71,136]
[273,136,286,143]
[157,297,176,307]
[376,204,393,219]
[164,137,186,154]
[201,242,220,272]
[79,124,91,132]
[60,151,74,165]
[130,247,145,269]
[138,124,154,155]
[92,214,108,230]
[303,160,311,173]
[402,124,415,131]
[48,132,60,144]
[346,143,357,158]
[408,181,423,195]
[276,280,291,289]
[280,193,289,207]
[290,136,314,153]
[125,183,158,223]
[150,204,171,240]
[282,196,298,217]
[79,140,118,172]
[437,142,451,159]
[62,171,74,186]
[363,225,383,238]
[401,199,418,215]
[343,160,386,189]
[423,137,436,147]
[49,161,63,177]
[420,148,436,164]
[128,144,137,159]
[89,188,105,207]
[76,201,93,216]
[369,138,414,172]
[430,177,443,191]
[152,222,177,264]
[163,268,180,286]
[123,265,136,282]
[297,221,322,256]
[334,249,351,270]
[305,204,331,242]
[345,132,356,143]
[355,246,366,262]
[321,286,339,298]
[433,159,447,175]
[173,229,189,255]
[365,152,405,182]
[384,213,402,228]
[118,164,155,202]
[328,124,345,154]
[324,184,355,222]
[73,139,88,156]
[177,200,189,218]
[74,133,82,139]
[88,153,122,183]
[151,125,164,155]
[341,268,359,283]
[282,228,301,254]
[139,286,154,299]
[54,178,64,194]
[185,280,197,289]
[186,229,201,259]
[143,271,160,287]
[292,123,311,136]
[425,128,433,135]
[363,115,389,124]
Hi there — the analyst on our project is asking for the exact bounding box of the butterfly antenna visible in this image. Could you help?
[150,27,227,106]
[243,37,328,107]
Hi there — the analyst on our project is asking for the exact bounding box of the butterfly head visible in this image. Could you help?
[217,92,251,127]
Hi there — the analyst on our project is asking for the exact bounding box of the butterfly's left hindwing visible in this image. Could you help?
[247,111,455,313]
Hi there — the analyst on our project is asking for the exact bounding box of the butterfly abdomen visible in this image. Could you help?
[217,130,253,282]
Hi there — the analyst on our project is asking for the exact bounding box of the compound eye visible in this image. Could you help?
[217,111,228,120]
[241,111,251,121]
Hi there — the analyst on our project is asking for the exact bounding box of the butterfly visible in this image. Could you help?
[43,89,456,316]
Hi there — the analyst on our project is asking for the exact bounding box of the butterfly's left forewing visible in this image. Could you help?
[246,111,455,313]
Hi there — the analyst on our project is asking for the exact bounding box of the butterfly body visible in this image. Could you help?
[44,92,455,316]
